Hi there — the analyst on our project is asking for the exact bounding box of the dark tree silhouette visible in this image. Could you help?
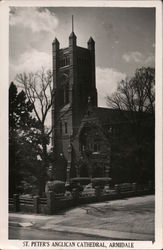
[9,82,41,196]
[106,67,155,184]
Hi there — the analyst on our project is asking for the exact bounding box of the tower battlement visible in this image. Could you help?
[52,27,97,180]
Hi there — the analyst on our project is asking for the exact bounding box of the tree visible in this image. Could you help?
[106,67,155,184]
[16,68,53,193]
[16,68,70,187]
[16,68,53,149]
[9,82,41,196]
[9,82,34,130]
[107,67,155,120]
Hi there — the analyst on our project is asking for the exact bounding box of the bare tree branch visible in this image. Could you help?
[107,67,155,116]
[16,68,53,128]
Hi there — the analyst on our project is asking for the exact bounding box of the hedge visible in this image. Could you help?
[45,180,65,194]
[91,177,112,188]
[70,177,91,186]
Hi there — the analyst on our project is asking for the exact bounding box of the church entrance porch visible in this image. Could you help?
[79,163,89,177]
[77,154,110,179]
[92,162,105,178]
[77,122,111,179]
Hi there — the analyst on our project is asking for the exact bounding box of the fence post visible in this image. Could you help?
[132,183,137,193]
[47,191,54,215]
[33,196,40,214]
[115,184,120,194]
[13,194,19,212]
[94,186,102,199]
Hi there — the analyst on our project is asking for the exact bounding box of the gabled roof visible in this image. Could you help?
[83,106,153,126]
[93,107,127,124]
[84,107,129,126]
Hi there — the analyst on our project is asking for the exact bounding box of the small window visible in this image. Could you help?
[65,122,68,134]
[89,143,93,150]
[93,143,100,152]
[94,144,97,152]
[60,122,62,135]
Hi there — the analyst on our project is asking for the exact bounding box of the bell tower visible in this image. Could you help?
[52,18,97,180]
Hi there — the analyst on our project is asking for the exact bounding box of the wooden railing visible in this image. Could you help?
[9,181,154,215]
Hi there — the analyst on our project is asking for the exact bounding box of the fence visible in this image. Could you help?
[9,182,154,215]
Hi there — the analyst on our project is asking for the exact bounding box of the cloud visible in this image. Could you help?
[10,7,58,33]
[10,49,51,81]
[10,48,52,128]
[96,67,126,107]
[122,51,143,63]
[122,51,155,67]
[145,55,155,64]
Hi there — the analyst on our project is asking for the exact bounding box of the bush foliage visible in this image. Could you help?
[70,177,91,186]
[91,178,111,188]
[45,180,65,194]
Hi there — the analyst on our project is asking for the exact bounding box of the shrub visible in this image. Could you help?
[70,177,91,187]
[66,183,83,193]
[91,178,111,188]
[45,180,65,194]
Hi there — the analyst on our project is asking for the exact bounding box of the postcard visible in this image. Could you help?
[0,0,162,249]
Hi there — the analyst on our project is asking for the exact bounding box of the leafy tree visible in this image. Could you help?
[9,82,44,196]
[106,67,155,184]
[9,82,34,130]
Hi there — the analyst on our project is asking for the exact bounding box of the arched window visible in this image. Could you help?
[59,57,70,68]
[64,83,69,105]
[80,163,89,177]
[64,122,68,134]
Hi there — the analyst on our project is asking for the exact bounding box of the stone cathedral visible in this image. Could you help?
[51,27,114,182]
[51,28,154,183]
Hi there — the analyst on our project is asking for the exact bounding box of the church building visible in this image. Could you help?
[51,26,154,184]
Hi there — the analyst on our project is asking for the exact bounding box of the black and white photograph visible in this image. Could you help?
[0,1,162,249]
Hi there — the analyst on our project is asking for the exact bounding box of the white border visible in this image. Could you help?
[0,1,162,249]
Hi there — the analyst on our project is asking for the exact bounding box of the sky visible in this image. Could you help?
[9,7,155,108]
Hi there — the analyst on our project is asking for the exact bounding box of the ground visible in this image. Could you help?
[9,227,106,240]
[9,195,154,241]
